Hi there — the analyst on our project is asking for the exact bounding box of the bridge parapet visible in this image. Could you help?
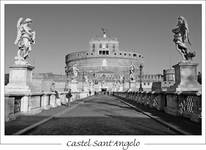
[5,91,90,122]
[113,91,201,123]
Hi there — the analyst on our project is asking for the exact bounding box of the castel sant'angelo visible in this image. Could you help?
[65,29,162,92]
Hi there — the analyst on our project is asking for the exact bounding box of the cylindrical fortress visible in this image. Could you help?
[65,32,144,92]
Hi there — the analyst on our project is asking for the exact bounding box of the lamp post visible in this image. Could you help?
[139,64,143,92]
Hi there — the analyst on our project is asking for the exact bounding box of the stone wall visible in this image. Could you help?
[32,73,66,92]
[5,91,90,122]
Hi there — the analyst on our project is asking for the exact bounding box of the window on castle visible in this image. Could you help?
[92,44,95,50]
[99,44,102,48]
[106,51,109,55]
[99,51,102,55]
[106,44,109,48]
[103,51,106,55]
[124,53,127,56]
[113,44,115,51]
[133,54,137,57]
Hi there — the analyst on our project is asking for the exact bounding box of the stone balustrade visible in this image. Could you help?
[5,91,89,122]
[113,91,201,123]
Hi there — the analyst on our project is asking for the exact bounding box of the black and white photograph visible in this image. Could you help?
[0,0,205,150]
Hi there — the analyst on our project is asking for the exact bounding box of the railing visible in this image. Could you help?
[5,91,90,121]
[113,91,201,123]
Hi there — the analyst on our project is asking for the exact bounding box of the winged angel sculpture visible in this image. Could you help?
[14,17,36,64]
[172,16,195,61]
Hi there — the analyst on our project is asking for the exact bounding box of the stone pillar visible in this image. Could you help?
[5,64,34,94]
[169,61,201,92]
[56,98,61,106]
[41,93,50,110]
[70,80,79,92]
[50,93,57,107]
[5,97,15,121]
[60,93,67,105]
[164,94,178,116]
[21,95,30,113]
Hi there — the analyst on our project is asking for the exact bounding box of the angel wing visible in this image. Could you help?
[17,17,24,29]
[14,17,24,45]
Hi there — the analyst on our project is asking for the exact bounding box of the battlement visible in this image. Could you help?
[65,50,143,63]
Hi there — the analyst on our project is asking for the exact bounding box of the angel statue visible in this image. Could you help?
[14,17,36,63]
[72,64,79,78]
[129,64,135,81]
[172,16,195,61]
[84,75,89,83]
[119,74,125,84]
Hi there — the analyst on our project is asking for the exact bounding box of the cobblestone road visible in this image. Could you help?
[26,95,178,135]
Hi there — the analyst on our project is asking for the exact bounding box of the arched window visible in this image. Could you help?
[106,44,109,48]
[92,44,95,50]
[113,44,115,51]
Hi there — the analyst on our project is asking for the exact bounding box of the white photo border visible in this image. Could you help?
[0,1,205,150]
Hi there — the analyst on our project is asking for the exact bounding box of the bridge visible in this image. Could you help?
[5,92,201,135]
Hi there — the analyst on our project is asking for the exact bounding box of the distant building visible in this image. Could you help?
[161,68,175,91]
[32,73,66,92]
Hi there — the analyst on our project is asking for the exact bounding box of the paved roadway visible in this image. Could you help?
[26,95,178,135]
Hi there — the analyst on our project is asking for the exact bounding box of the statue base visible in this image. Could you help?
[5,63,34,94]
[169,61,201,92]
[119,86,124,92]
[69,80,79,92]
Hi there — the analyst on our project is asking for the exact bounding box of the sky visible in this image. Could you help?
[5,4,202,75]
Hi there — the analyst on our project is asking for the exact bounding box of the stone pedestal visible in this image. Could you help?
[169,61,201,92]
[5,97,16,121]
[70,80,79,92]
[5,64,34,94]
[50,94,57,107]
[119,85,123,92]
[41,94,50,110]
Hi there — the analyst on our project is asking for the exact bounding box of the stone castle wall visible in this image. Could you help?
[66,50,143,81]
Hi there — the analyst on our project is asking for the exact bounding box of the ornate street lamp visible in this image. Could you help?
[139,64,143,92]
